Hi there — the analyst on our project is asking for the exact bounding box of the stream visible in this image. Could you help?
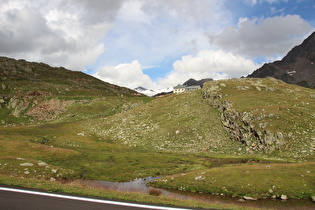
[84,177,315,210]
[84,177,192,200]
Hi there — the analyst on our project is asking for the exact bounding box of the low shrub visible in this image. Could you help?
[149,188,162,196]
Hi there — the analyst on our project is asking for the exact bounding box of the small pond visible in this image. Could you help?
[84,177,315,209]
[85,176,192,200]
[88,176,160,193]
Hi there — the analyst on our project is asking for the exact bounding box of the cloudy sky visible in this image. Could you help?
[1,0,314,89]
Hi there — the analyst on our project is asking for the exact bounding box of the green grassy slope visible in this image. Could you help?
[203,78,315,160]
[150,162,315,199]
[0,57,147,125]
[145,78,315,200]
[84,90,247,155]
[1,62,314,205]
[0,122,207,182]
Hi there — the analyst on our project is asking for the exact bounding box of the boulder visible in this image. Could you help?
[38,161,48,167]
[244,196,257,201]
[20,163,33,167]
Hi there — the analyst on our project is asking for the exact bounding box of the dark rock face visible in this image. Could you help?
[183,78,213,87]
[248,32,315,88]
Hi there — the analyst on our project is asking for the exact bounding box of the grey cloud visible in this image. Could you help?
[213,15,314,58]
[61,0,125,23]
[141,0,227,27]
[0,0,111,70]
[0,6,53,53]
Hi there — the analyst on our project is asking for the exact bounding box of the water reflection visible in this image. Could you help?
[85,177,192,200]
[84,177,315,210]
[95,176,160,193]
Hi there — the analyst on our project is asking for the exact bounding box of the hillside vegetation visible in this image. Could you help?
[0,57,137,97]
[149,78,315,200]
[85,90,245,155]
[0,58,314,208]
[202,78,315,160]
[84,77,315,160]
[0,57,147,125]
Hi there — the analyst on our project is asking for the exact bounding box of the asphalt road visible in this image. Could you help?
[0,185,201,210]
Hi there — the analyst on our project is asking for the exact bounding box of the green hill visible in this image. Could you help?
[85,90,243,155]
[85,77,315,160]
[0,57,147,125]
[202,78,315,160]
[0,56,138,97]
[0,57,314,207]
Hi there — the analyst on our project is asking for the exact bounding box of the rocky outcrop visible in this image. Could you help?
[26,98,75,121]
[4,91,74,122]
[202,81,285,153]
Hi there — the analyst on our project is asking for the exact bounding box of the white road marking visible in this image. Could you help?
[0,187,191,210]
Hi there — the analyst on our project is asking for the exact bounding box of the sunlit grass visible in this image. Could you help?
[150,162,315,199]
[0,174,259,210]
[1,77,315,208]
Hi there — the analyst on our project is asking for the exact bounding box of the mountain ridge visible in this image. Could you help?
[248,31,315,88]
[0,56,147,125]
[183,78,213,87]
[0,56,140,97]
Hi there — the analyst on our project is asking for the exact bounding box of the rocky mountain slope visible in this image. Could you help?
[0,56,139,96]
[248,31,315,88]
[183,78,213,87]
[0,57,146,125]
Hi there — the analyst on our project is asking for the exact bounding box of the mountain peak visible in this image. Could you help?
[134,86,148,91]
[282,31,315,64]
[183,78,213,87]
[248,31,315,88]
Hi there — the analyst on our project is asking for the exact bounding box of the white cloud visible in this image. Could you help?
[94,60,157,89]
[0,0,115,70]
[158,50,260,87]
[100,0,231,68]
[0,0,314,91]
[213,15,314,58]
[95,49,260,89]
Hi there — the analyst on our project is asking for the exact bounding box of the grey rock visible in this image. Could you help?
[38,161,48,167]
[51,169,58,173]
[244,196,257,201]
[20,163,33,167]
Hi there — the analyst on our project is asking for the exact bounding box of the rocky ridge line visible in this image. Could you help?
[202,81,285,153]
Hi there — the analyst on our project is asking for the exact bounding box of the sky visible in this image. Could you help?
[0,0,314,89]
